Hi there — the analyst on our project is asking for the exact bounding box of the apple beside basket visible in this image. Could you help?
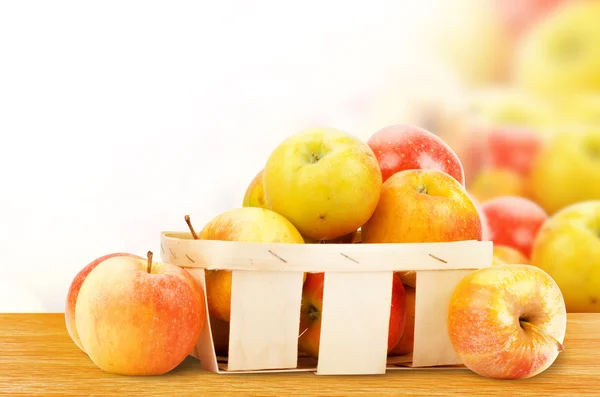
[160,231,493,375]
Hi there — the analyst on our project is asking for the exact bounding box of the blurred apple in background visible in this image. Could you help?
[531,200,600,312]
[362,169,483,244]
[484,126,544,176]
[481,196,548,259]
[448,264,566,379]
[513,0,600,95]
[468,168,527,203]
[493,0,568,40]
[528,128,600,215]
[492,245,530,266]
[366,124,465,185]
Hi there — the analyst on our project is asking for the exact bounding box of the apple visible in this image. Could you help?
[531,200,600,312]
[65,252,142,352]
[447,264,567,379]
[302,230,357,244]
[298,272,406,358]
[480,196,548,259]
[468,168,527,203]
[493,0,567,39]
[485,126,544,177]
[263,126,382,241]
[197,207,305,323]
[75,252,206,376]
[366,124,465,185]
[492,244,530,266]
[361,169,483,244]
[528,128,600,215]
[513,0,600,95]
[242,168,268,209]
[388,285,416,356]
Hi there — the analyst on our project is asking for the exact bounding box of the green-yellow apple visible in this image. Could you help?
[513,0,600,95]
[361,169,483,243]
[468,168,527,203]
[528,128,600,215]
[263,126,382,241]
[242,168,268,209]
[75,252,206,376]
[198,207,305,323]
[65,252,142,352]
[531,200,600,312]
[448,264,567,379]
[492,245,529,266]
[298,272,406,358]
[388,285,416,356]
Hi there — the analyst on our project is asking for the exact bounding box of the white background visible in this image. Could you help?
[0,0,470,312]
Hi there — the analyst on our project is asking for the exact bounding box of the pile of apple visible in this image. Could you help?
[65,123,569,380]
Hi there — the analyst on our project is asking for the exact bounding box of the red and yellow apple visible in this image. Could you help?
[528,128,600,215]
[263,126,382,241]
[65,252,142,352]
[448,264,567,379]
[493,245,530,266]
[361,169,483,244]
[198,207,305,323]
[468,168,527,203]
[531,200,600,312]
[485,126,544,177]
[388,285,416,356]
[481,196,548,258]
[366,124,465,185]
[298,272,406,358]
[242,168,268,209]
[75,252,206,376]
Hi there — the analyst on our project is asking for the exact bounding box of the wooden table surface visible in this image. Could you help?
[0,313,598,396]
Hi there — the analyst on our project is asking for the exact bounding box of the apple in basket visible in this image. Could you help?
[299,272,407,358]
[448,264,567,379]
[75,252,207,376]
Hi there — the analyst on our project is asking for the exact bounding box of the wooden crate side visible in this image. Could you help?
[227,270,304,371]
[316,271,393,375]
[411,270,472,367]
[180,268,221,373]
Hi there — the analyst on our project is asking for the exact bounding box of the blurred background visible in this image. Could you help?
[0,0,598,312]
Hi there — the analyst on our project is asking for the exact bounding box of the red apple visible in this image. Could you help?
[448,264,567,379]
[388,285,416,356]
[493,0,567,39]
[298,272,406,358]
[367,124,465,185]
[481,196,548,258]
[361,169,483,244]
[485,126,544,177]
[75,252,206,375]
[65,252,142,352]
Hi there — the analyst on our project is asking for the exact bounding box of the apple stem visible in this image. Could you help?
[520,321,564,353]
[184,214,199,240]
[147,251,153,274]
[417,185,428,194]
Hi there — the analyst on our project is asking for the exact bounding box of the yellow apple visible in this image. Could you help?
[468,168,527,203]
[263,126,382,241]
[531,200,600,312]
[242,168,268,209]
[492,245,529,266]
[198,207,305,323]
[528,128,600,215]
[513,0,600,95]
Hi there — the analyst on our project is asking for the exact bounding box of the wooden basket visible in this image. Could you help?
[160,231,493,375]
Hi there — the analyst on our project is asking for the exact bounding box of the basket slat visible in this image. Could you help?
[412,270,471,367]
[316,271,393,375]
[227,270,304,371]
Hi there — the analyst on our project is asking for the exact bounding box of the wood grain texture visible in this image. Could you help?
[0,313,598,396]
